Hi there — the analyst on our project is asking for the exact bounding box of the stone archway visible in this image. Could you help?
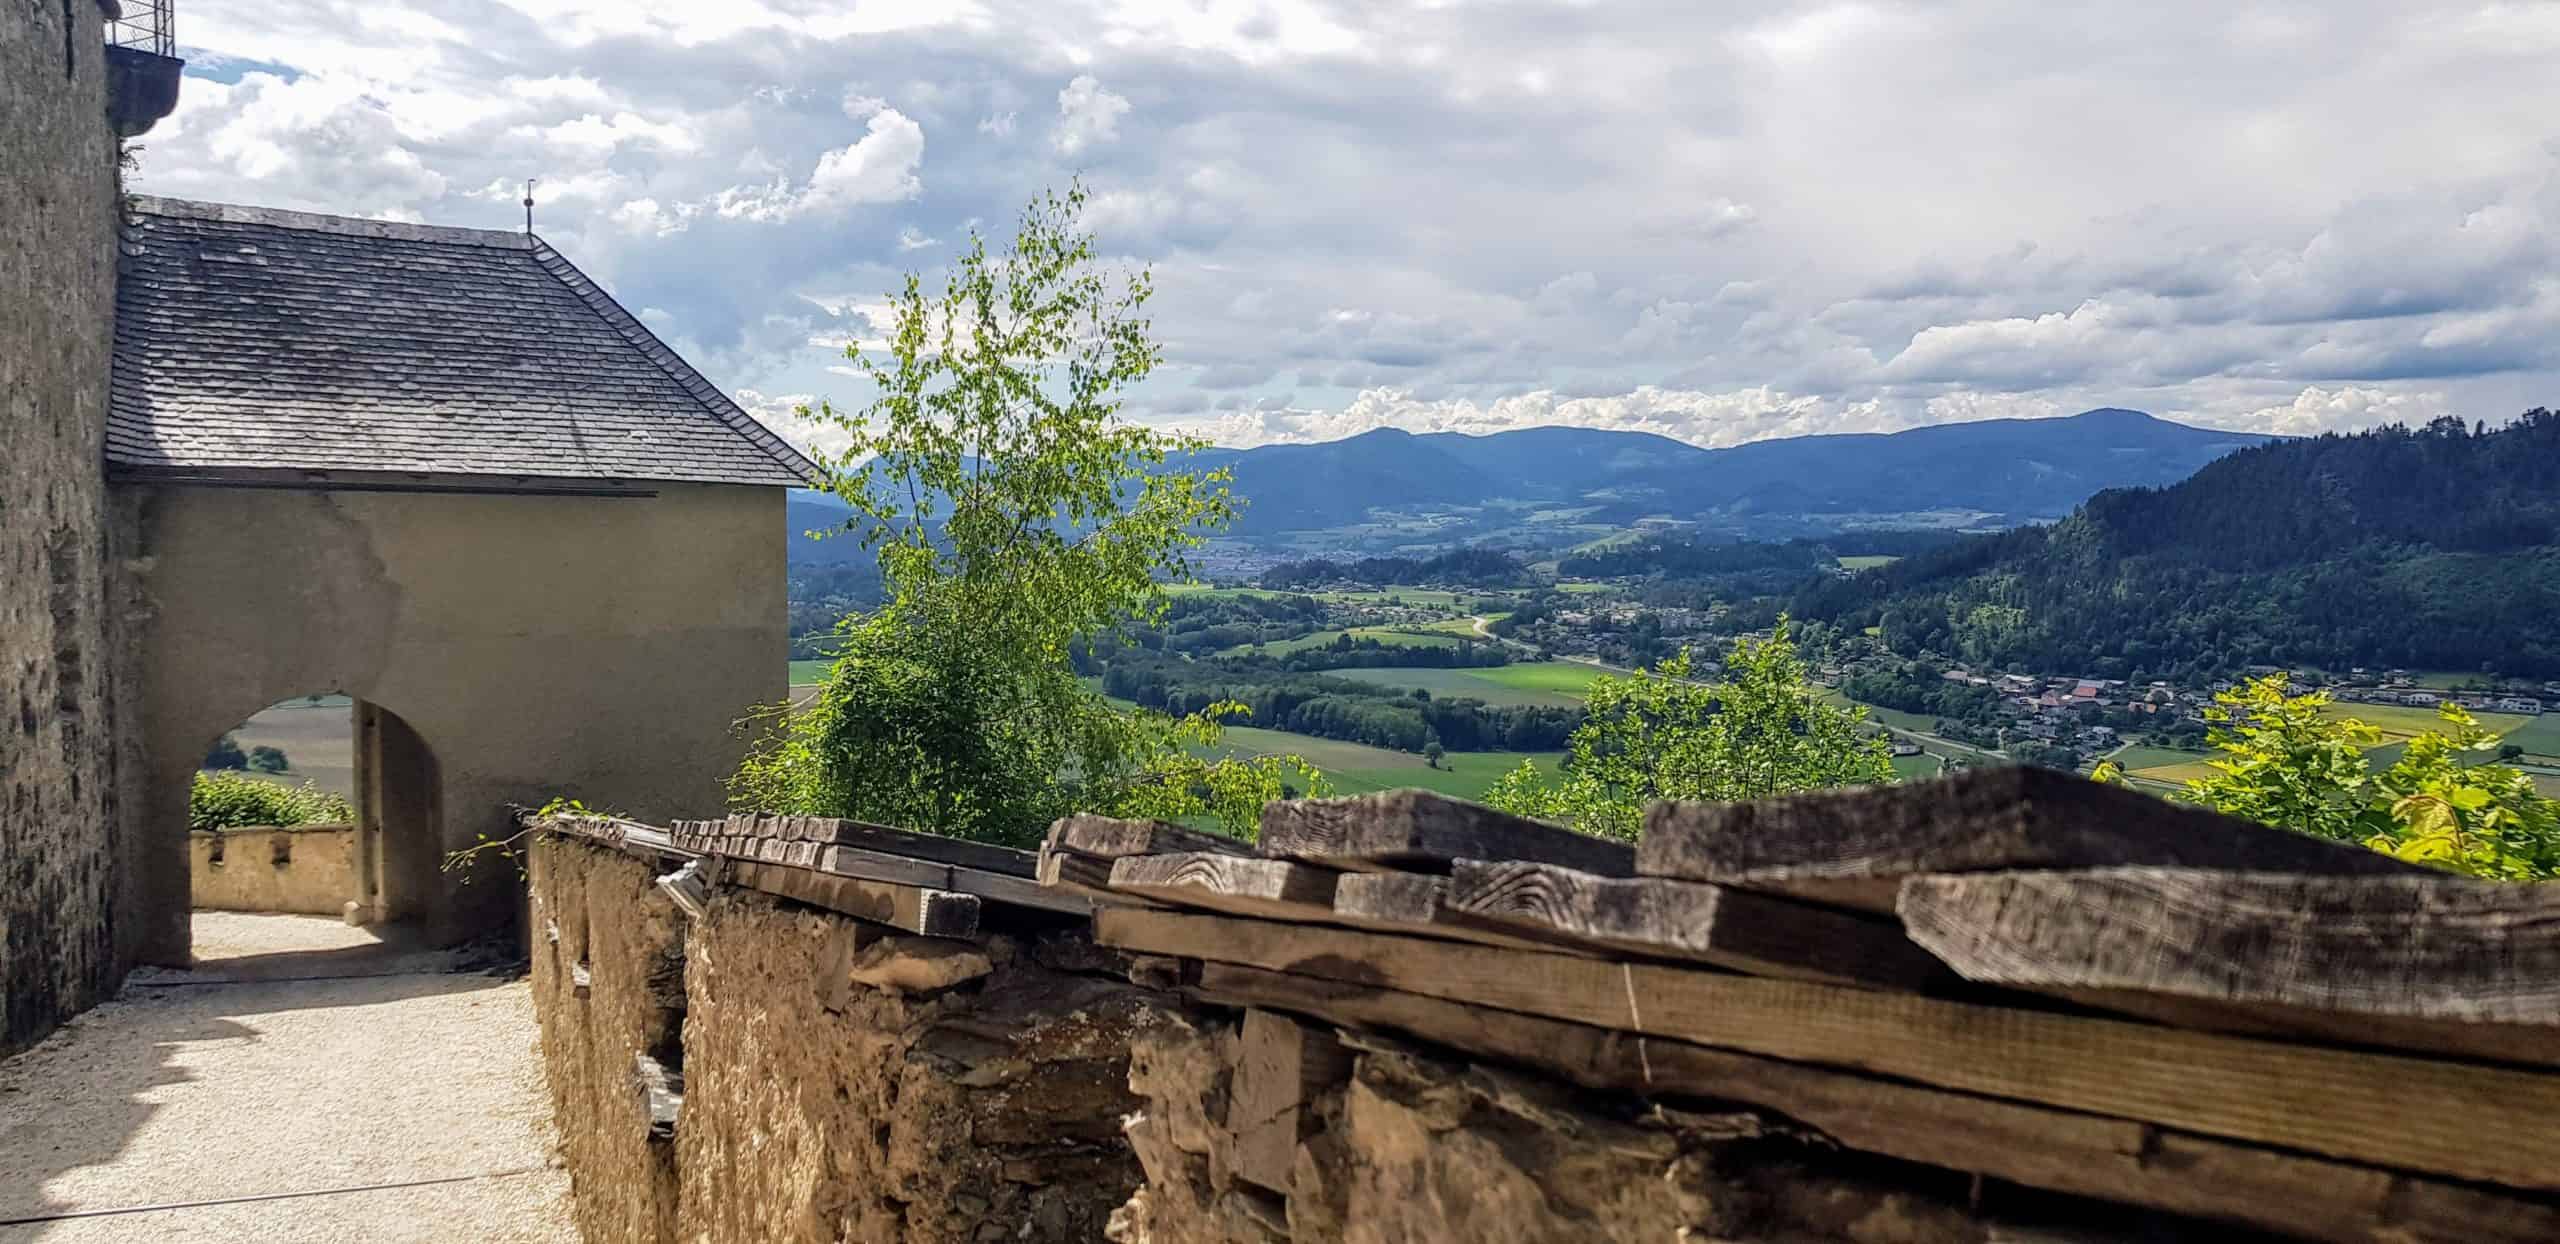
[181,693,444,954]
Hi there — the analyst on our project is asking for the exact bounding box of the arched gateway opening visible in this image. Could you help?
[183,693,442,969]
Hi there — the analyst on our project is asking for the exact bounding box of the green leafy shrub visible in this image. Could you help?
[2094,673,2560,879]
[1484,619,1894,841]
[190,771,354,831]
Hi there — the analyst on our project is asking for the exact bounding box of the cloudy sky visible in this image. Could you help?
[137,1,2560,456]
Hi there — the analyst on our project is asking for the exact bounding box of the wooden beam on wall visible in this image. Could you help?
[1099,907,2560,1191]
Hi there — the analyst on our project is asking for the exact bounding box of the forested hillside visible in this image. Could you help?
[1796,412,2560,679]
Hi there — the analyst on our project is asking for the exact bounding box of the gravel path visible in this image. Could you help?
[0,915,577,1242]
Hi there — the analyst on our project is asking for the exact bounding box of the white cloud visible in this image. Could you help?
[709,107,925,221]
[1053,74,1130,155]
[804,108,927,210]
[611,197,696,236]
[2212,385,2454,436]
[127,0,2560,453]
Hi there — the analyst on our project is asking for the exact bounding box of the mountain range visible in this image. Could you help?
[1188,407,2272,545]
[790,408,2274,561]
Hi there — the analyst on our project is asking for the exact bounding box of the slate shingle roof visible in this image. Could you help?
[110,197,818,488]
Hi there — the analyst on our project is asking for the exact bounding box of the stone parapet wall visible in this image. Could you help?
[528,834,1171,1244]
[189,825,358,915]
[531,791,2560,1243]
[1112,1009,2019,1244]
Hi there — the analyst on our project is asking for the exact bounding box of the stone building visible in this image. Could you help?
[3,2,812,1047]
[109,197,818,962]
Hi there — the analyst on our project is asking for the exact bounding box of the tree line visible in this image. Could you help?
[1795,414,2560,678]
[1091,650,1579,754]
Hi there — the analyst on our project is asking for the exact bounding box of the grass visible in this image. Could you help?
[1204,724,1558,802]
[788,658,835,685]
[2125,760,2220,786]
[2503,714,2560,761]
[2320,701,2529,741]
[1553,581,1614,595]
[1327,666,1590,708]
[1218,627,1463,658]
[1470,662,1610,695]
[1395,616,1501,639]
[2111,745,2212,772]
[1837,555,1902,571]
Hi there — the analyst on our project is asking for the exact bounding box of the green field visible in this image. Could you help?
[2322,701,2529,741]
[2502,713,2560,761]
[1219,627,1464,658]
[1204,724,1558,802]
[2110,745,2212,772]
[1815,691,1937,735]
[1328,665,1590,708]
[788,658,835,685]
[1398,615,1500,639]
[1471,662,1610,695]
[1553,581,1614,595]
[1837,555,1902,571]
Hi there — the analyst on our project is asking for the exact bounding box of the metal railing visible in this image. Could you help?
[105,0,175,58]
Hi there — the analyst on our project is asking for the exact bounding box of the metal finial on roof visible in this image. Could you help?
[523,179,536,235]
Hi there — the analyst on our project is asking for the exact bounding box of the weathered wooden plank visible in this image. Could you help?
[1639,766,2427,912]
[1227,1008,1354,1194]
[1037,848,1116,892]
[732,860,980,939]
[1260,789,1633,876]
[1190,961,2560,1244]
[1045,813,1259,860]
[798,817,1039,878]
[1097,907,2560,1191]
[1109,853,1340,921]
[1446,860,1945,990]
[1329,872,1612,956]
[1897,867,2560,1067]
[815,843,952,890]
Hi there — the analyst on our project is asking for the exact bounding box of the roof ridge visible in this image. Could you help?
[127,195,533,250]
[526,238,823,486]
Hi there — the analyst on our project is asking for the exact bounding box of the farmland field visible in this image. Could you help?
[1837,555,1902,571]
[2110,745,2212,772]
[1329,665,1591,708]
[207,698,356,800]
[788,658,834,685]
[2504,713,2560,760]
[1219,627,1464,657]
[1203,724,1558,802]
[1471,661,1610,695]
[2321,701,2528,740]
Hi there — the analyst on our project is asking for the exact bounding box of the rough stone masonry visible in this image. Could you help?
[0,0,135,1055]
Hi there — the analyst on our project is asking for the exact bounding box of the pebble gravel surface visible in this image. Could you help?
[0,914,577,1242]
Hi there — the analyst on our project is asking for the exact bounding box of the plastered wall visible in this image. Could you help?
[119,483,787,960]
